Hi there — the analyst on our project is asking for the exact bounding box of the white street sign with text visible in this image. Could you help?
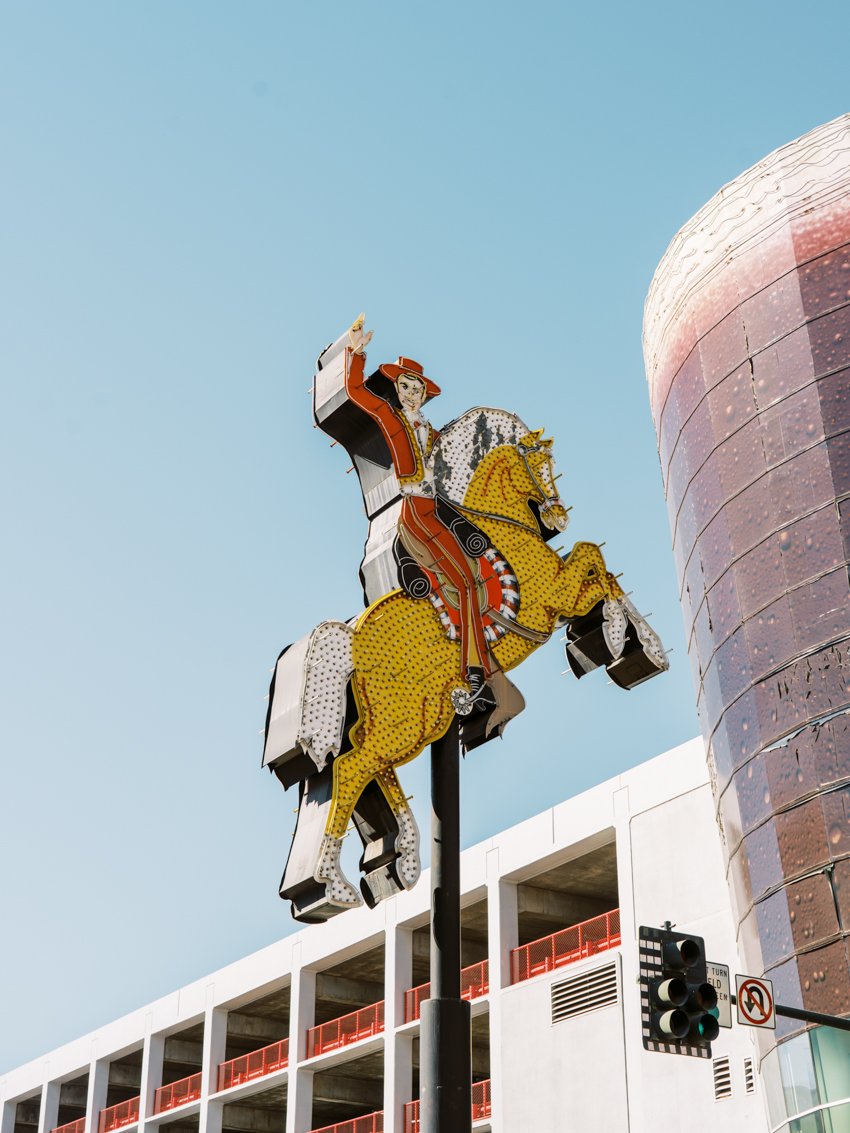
[707,961,732,1028]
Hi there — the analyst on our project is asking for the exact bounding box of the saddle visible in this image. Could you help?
[392,498,499,629]
[393,496,488,600]
[392,499,526,748]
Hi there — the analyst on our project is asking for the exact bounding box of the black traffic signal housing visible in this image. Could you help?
[639,925,719,1057]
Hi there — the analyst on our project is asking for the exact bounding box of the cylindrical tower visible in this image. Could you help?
[644,115,850,1124]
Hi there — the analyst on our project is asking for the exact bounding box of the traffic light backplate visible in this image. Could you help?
[639,924,718,1058]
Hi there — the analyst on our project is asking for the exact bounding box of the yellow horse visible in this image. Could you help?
[304,427,657,910]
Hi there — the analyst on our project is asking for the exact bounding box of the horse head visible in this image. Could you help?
[436,410,570,536]
[516,428,569,534]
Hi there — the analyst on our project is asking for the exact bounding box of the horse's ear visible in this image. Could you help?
[519,429,544,448]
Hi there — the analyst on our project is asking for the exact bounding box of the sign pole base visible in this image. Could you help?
[420,998,472,1133]
[420,720,472,1133]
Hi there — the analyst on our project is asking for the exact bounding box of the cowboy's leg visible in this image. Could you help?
[402,499,478,676]
[418,514,494,674]
[417,511,493,676]
[402,498,494,678]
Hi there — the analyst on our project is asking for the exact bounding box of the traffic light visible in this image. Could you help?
[638,925,719,1057]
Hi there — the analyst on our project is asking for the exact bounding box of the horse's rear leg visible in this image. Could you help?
[352,779,409,909]
[376,766,420,891]
[315,747,383,910]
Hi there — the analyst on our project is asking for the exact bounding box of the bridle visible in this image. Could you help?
[516,440,561,513]
[449,436,564,535]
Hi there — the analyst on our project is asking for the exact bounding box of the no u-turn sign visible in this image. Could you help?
[736,974,776,1029]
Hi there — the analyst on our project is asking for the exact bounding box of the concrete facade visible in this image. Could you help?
[2,740,768,1133]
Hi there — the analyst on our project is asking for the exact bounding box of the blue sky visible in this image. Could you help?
[2,0,848,1073]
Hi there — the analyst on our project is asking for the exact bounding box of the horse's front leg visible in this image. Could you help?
[558,542,668,689]
[557,541,625,618]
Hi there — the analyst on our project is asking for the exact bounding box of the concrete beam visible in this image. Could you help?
[107,1066,142,1092]
[162,1038,203,1066]
[56,1087,88,1109]
[221,1107,285,1133]
[516,887,610,923]
[411,935,486,969]
[312,1076,383,1109]
[314,974,383,1009]
[227,1014,288,1045]
[14,1107,39,1128]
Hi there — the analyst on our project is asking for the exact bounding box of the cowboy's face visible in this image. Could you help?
[397,374,427,413]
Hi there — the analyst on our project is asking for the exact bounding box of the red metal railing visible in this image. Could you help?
[306,1001,384,1057]
[472,1079,492,1122]
[403,1080,492,1132]
[308,1112,383,1133]
[153,1073,202,1114]
[217,1038,289,1090]
[51,1120,86,1133]
[98,1098,140,1133]
[510,908,621,984]
[404,960,490,1022]
[403,1101,419,1132]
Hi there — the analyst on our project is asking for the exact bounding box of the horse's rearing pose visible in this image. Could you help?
[265,322,668,922]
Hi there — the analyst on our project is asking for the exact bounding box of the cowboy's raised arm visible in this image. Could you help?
[344,316,388,418]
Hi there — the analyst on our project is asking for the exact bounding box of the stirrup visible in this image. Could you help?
[451,686,476,715]
[451,669,494,716]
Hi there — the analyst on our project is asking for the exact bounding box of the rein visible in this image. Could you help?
[456,440,562,646]
[459,440,560,532]
[516,441,560,511]
[487,607,551,644]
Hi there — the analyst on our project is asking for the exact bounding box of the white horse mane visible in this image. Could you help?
[434,407,531,504]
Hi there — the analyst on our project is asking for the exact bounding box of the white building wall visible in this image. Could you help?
[500,956,629,1132]
[623,761,763,1132]
[0,739,771,1133]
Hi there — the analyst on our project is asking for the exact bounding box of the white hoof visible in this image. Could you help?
[316,834,362,908]
[602,598,628,660]
[622,596,669,671]
[394,809,421,890]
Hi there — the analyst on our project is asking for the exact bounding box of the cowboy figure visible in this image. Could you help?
[345,316,496,703]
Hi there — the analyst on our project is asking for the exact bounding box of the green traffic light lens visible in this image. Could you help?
[698,1013,720,1042]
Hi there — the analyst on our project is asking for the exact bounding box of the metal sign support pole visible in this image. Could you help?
[731,995,850,1033]
[420,719,472,1133]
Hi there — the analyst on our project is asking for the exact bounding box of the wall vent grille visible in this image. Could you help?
[550,961,618,1024]
[744,1057,755,1094]
[713,1056,732,1100]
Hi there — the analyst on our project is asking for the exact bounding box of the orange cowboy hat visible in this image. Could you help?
[378,356,441,400]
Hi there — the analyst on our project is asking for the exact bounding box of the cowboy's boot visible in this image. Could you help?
[452,666,498,715]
